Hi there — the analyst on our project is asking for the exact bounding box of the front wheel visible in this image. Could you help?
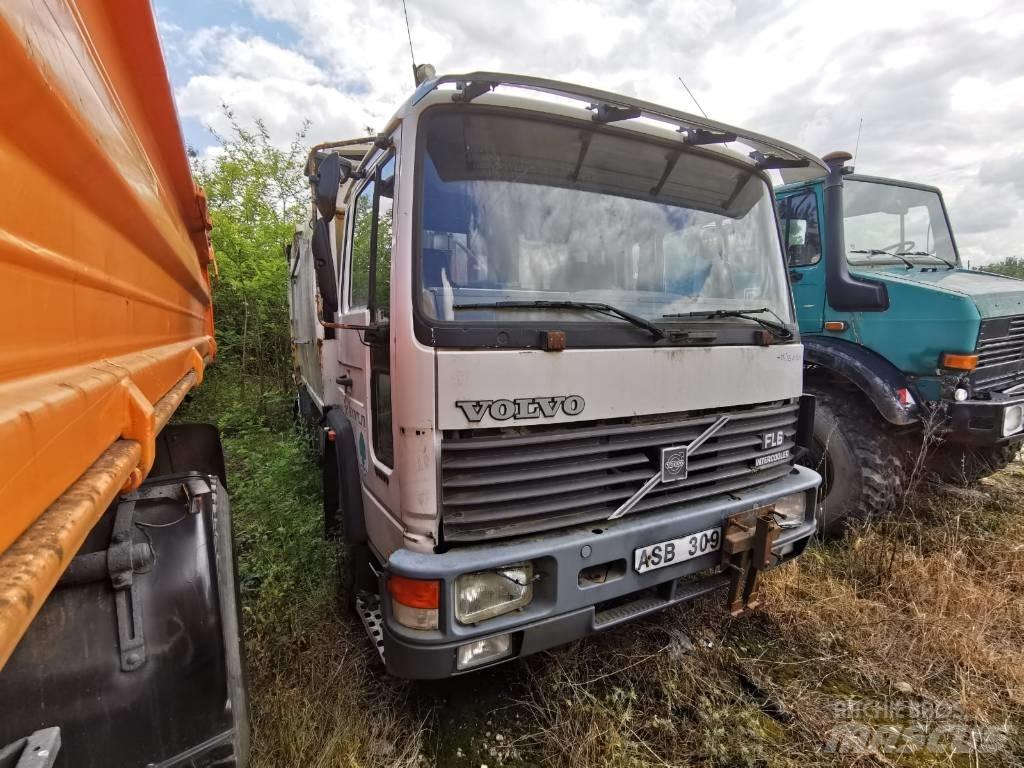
[927,443,1020,484]
[806,387,907,537]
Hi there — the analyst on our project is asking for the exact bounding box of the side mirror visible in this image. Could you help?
[311,154,358,222]
[821,151,889,312]
[311,218,339,319]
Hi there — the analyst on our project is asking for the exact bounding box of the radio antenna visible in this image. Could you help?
[852,117,864,168]
[401,0,417,76]
[677,75,709,119]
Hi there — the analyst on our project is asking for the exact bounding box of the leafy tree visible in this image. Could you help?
[981,256,1024,279]
[191,109,310,394]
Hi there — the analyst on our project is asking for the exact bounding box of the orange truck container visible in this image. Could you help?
[0,2,248,765]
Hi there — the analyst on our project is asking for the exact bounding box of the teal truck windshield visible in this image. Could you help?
[418,108,792,324]
[844,179,958,267]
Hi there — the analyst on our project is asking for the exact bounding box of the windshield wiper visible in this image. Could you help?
[849,248,914,270]
[895,251,956,270]
[661,307,793,341]
[452,300,667,340]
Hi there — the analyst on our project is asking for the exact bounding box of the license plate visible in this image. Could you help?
[634,527,722,574]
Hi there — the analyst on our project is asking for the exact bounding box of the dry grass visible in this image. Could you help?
[240,465,1024,767]
[511,464,1024,768]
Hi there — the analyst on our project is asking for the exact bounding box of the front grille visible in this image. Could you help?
[974,315,1024,393]
[440,400,799,543]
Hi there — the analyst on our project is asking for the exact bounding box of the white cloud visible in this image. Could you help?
[165,0,1024,262]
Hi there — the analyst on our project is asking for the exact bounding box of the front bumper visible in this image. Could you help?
[945,394,1024,445]
[381,465,820,679]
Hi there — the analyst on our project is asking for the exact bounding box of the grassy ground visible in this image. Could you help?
[178,368,1024,767]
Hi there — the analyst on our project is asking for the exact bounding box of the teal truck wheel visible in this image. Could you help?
[927,443,1020,484]
[807,386,907,535]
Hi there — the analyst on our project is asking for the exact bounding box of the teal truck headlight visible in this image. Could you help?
[455,563,534,624]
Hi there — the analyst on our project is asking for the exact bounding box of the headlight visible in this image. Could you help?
[772,492,807,528]
[1003,405,1024,437]
[455,563,534,624]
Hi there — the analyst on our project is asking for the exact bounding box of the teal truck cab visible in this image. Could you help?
[776,152,1024,532]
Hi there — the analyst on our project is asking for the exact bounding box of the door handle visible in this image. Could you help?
[336,375,353,388]
[789,270,803,283]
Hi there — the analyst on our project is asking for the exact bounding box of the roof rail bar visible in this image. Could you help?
[413,71,828,182]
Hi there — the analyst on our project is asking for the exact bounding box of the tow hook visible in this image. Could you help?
[721,507,780,617]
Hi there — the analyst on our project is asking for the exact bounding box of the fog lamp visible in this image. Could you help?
[456,633,513,670]
[455,563,534,624]
[954,388,969,402]
[772,492,807,528]
[1003,405,1024,437]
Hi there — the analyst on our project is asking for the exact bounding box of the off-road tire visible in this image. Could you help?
[927,443,1020,485]
[806,386,907,537]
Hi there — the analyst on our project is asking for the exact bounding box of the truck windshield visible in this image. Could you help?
[843,179,958,267]
[417,108,792,327]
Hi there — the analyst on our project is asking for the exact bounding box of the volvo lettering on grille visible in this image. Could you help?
[455,395,585,422]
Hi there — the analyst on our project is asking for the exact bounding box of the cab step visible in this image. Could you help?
[355,594,386,664]
[594,574,730,629]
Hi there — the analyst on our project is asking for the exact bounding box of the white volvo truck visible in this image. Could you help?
[289,73,824,678]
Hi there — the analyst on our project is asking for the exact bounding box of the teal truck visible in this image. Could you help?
[776,152,1024,533]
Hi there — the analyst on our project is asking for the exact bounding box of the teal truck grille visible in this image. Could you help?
[439,400,799,543]
[974,315,1024,393]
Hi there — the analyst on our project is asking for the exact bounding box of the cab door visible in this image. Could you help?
[338,150,398,518]
[777,186,825,333]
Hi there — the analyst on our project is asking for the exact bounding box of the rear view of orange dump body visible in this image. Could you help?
[0,3,248,765]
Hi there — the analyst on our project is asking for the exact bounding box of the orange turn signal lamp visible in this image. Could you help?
[388,574,441,630]
[387,574,440,609]
[940,352,978,371]
[823,321,847,332]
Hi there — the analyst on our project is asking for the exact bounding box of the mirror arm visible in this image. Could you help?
[318,308,388,335]
[318,312,372,331]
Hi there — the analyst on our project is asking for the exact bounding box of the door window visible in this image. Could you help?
[350,180,375,308]
[372,157,396,320]
[778,191,821,266]
[352,153,396,468]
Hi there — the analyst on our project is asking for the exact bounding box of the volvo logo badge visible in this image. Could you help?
[608,415,731,521]
[660,446,689,482]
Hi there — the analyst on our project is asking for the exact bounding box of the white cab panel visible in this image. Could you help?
[437,344,804,430]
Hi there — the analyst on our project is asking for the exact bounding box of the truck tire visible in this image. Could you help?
[322,439,343,540]
[806,387,907,536]
[323,448,365,612]
[927,443,1020,484]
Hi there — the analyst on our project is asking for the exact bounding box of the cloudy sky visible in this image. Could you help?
[154,0,1024,265]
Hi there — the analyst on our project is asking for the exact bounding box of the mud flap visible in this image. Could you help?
[0,473,248,768]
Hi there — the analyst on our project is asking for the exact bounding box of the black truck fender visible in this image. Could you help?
[803,336,920,426]
[323,407,367,545]
[0,424,249,768]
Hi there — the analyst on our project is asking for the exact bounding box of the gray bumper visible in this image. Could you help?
[382,465,820,679]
